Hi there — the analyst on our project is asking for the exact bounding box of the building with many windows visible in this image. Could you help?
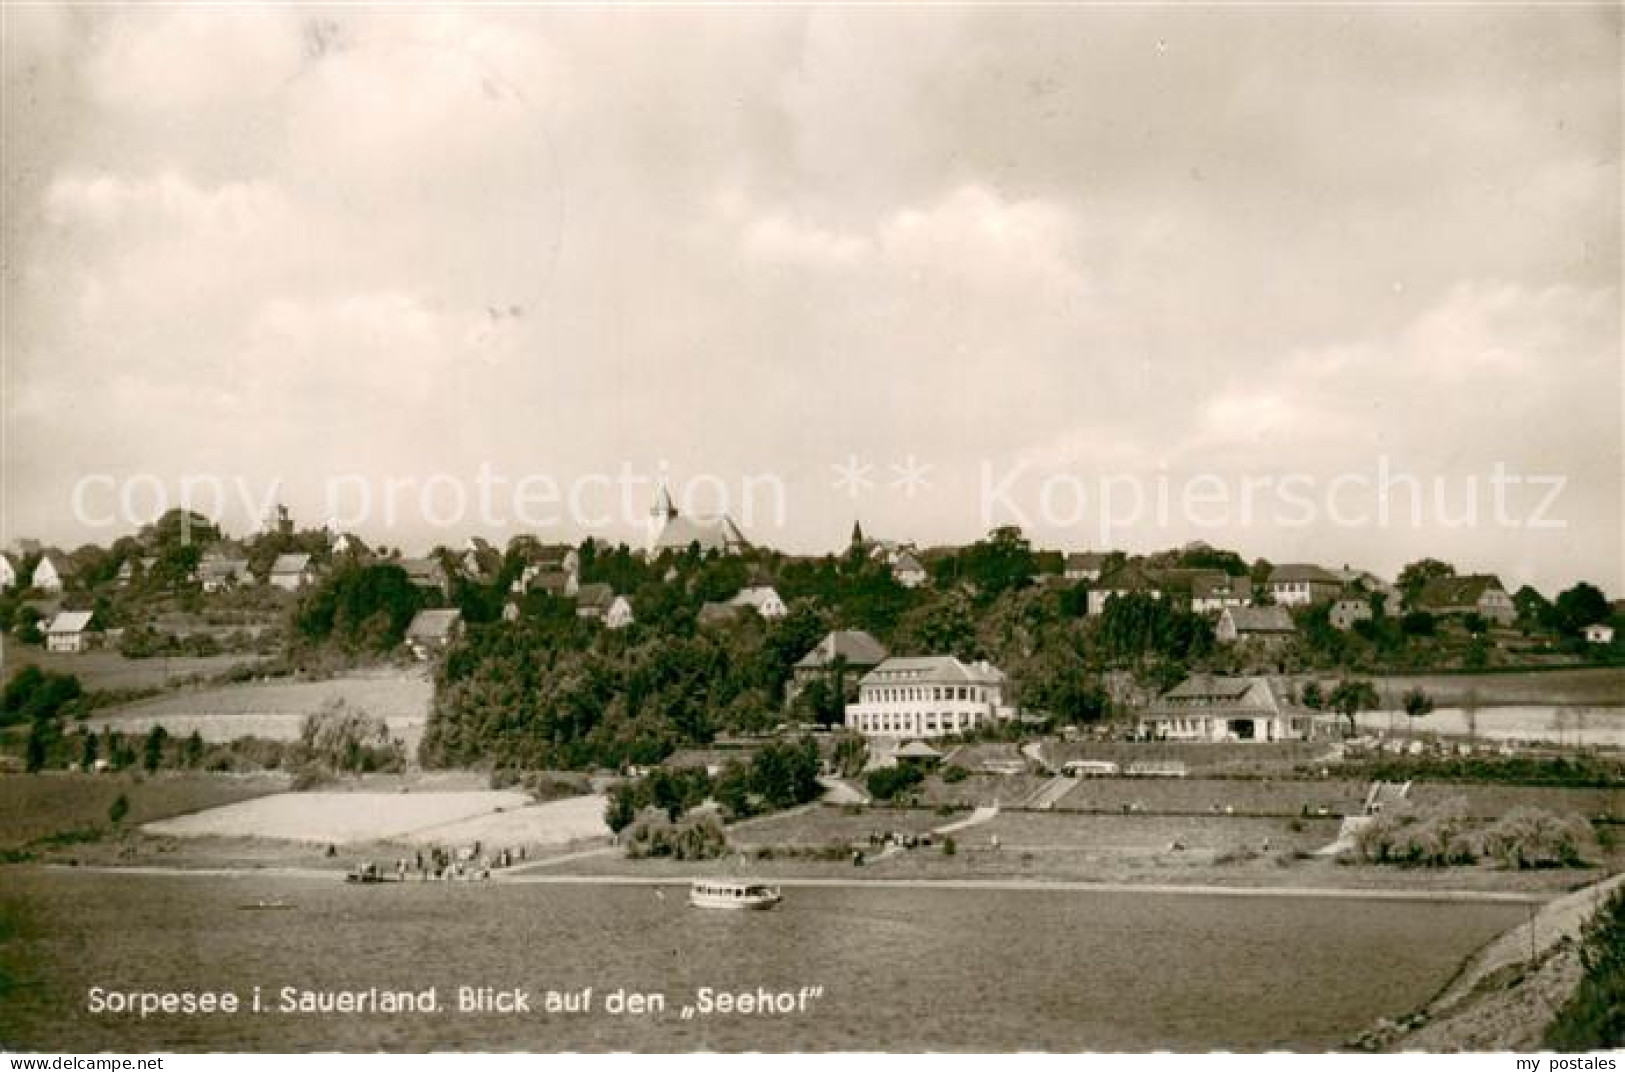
[844,655,1014,739]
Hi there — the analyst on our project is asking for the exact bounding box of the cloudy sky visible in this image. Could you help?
[2,5,1619,593]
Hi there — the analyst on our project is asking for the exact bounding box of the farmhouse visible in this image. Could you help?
[268,553,314,591]
[1137,674,1322,743]
[405,608,463,659]
[31,554,68,594]
[1265,564,1342,606]
[1215,605,1296,645]
[1064,552,1108,582]
[1330,598,1374,630]
[646,485,749,557]
[727,585,787,620]
[45,610,95,654]
[844,655,1014,740]
[1415,574,1516,625]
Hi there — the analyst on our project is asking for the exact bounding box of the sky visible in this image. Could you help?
[2,4,1620,595]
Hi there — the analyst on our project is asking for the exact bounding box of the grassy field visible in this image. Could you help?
[2,644,263,692]
[0,771,288,851]
[80,670,432,749]
[731,805,965,848]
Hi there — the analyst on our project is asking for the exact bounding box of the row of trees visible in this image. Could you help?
[603,738,822,832]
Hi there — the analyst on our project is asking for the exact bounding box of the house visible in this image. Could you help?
[1215,605,1296,645]
[727,585,787,620]
[461,537,501,578]
[1086,566,1163,616]
[646,485,749,557]
[45,610,95,654]
[1266,564,1343,606]
[1331,566,1397,601]
[330,532,370,559]
[1330,598,1374,631]
[396,557,450,597]
[198,555,250,593]
[1583,623,1615,645]
[890,551,927,589]
[405,608,463,659]
[1137,674,1324,742]
[1064,552,1108,583]
[574,583,632,628]
[1191,572,1250,614]
[31,554,67,594]
[844,655,1015,740]
[1415,574,1516,625]
[0,553,16,592]
[267,553,314,591]
[515,566,577,598]
[789,629,889,704]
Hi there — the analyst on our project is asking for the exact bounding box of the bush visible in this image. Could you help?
[865,764,925,801]
[1544,885,1625,1049]
[942,765,969,783]
[622,810,728,860]
[1353,798,1478,867]
[1479,808,1595,870]
[942,836,956,856]
[108,793,129,825]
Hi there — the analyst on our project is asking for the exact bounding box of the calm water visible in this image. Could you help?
[0,870,1522,1052]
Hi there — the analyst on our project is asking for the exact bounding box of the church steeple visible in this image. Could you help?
[850,519,865,548]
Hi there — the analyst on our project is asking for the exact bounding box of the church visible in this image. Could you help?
[646,485,749,557]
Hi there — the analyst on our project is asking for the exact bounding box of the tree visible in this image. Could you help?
[1300,681,1324,710]
[1403,687,1435,721]
[80,729,99,770]
[108,793,130,825]
[1552,583,1611,637]
[1397,559,1455,609]
[143,725,169,773]
[1327,678,1380,736]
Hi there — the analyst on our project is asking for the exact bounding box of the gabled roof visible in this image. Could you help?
[892,551,925,573]
[651,514,747,555]
[1065,552,1108,570]
[1191,572,1245,599]
[727,585,783,611]
[1268,563,1342,585]
[270,553,312,574]
[1160,674,1257,701]
[1094,565,1160,591]
[198,557,249,579]
[396,557,447,586]
[47,610,94,635]
[1417,574,1508,608]
[795,629,889,670]
[1222,606,1296,634]
[406,608,462,640]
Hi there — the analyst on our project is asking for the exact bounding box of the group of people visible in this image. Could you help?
[346,841,533,883]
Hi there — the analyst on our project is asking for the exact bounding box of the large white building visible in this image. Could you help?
[1136,674,1326,743]
[844,655,1015,740]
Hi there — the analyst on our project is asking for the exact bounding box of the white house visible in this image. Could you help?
[844,655,1015,740]
[1583,622,1615,645]
[405,608,463,659]
[198,556,250,593]
[0,553,17,592]
[1191,573,1250,614]
[1266,564,1343,606]
[647,485,749,557]
[891,551,927,589]
[575,583,633,628]
[604,595,635,630]
[1086,566,1163,616]
[1063,552,1108,582]
[45,610,95,654]
[1137,674,1324,743]
[728,585,787,620]
[31,554,66,594]
[268,553,314,591]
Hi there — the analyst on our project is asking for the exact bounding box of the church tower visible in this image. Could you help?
[648,484,677,553]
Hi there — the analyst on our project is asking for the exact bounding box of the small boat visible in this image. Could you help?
[237,900,295,911]
[343,864,400,884]
[688,878,783,910]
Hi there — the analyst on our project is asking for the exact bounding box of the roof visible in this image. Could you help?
[1065,552,1108,570]
[727,585,783,611]
[575,582,615,609]
[860,655,1006,688]
[198,557,249,579]
[1094,565,1160,591]
[650,514,748,555]
[892,551,925,573]
[1191,572,1246,599]
[1417,574,1508,608]
[406,608,462,640]
[1161,674,1257,702]
[795,629,889,670]
[270,553,312,574]
[1268,563,1342,585]
[526,569,573,596]
[894,740,943,759]
[47,611,94,635]
[396,558,447,584]
[697,601,743,624]
[1222,606,1296,633]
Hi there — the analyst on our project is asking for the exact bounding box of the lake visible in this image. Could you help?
[1355,705,1625,747]
[0,869,1524,1051]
